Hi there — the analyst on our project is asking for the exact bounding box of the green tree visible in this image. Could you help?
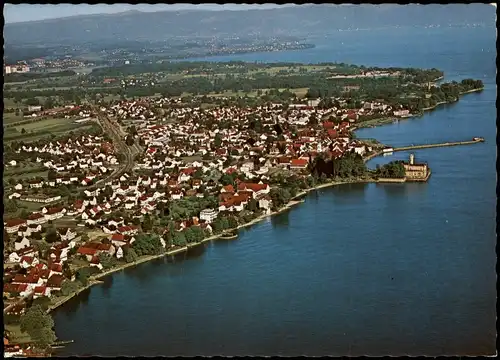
[44,97,55,109]
[247,198,258,212]
[76,267,92,286]
[214,133,222,148]
[45,227,60,243]
[227,216,238,229]
[20,305,57,348]
[184,227,196,243]
[173,231,187,247]
[103,185,113,198]
[124,248,139,263]
[219,174,234,186]
[270,188,291,209]
[4,199,18,213]
[33,240,50,258]
[31,296,51,311]
[19,209,30,219]
[125,135,135,146]
[132,233,163,256]
[142,214,153,232]
[60,280,80,296]
[98,253,117,270]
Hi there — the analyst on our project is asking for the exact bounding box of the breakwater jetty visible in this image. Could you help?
[391,137,484,152]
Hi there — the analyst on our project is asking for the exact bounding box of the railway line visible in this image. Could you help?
[85,99,142,190]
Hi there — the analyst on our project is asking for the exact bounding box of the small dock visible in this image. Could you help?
[393,138,484,152]
[51,340,74,348]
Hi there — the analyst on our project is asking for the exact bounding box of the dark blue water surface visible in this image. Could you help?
[54,26,496,356]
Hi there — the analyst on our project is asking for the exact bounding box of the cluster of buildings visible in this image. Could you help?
[4,231,75,307]
[3,211,144,314]
[4,63,30,74]
[25,105,89,119]
[123,99,372,160]
[3,93,387,323]
[28,57,92,69]
[8,135,118,199]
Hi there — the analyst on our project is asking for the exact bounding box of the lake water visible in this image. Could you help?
[53,25,497,356]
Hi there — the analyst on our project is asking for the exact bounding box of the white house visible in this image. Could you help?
[8,252,21,263]
[59,228,77,242]
[14,237,31,251]
[199,209,218,223]
[8,192,22,200]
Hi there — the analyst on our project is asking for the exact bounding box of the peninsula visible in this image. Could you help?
[2,60,484,356]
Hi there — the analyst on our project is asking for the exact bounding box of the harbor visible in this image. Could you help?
[374,137,484,183]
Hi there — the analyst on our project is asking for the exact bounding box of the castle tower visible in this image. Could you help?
[409,153,415,165]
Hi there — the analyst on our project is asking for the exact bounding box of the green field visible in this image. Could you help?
[4,161,47,175]
[4,169,49,181]
[194,87,310,99]
[5,324,32,344]
[3,98,19,108]
[3,112,25,124]
[17,200,45,212]
[11,117,71,132]
[4,118,94,142]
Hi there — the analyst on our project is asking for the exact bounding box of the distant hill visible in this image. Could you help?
[4,4,495,45]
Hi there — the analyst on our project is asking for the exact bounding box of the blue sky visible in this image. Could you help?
[4,4,298,23]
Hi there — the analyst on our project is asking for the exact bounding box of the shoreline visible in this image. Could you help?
[353,87,484,130]
[46,86,485,316]
[46,177,378,314]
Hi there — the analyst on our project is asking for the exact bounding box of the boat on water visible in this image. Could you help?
[220,231,238,240]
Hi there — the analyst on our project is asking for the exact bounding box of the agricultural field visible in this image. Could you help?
[16,201,45,213]
[3,112,25,124]
[157,64,332,80]
[3,118,95,143]
[10,117,72,132]
[197,87,310,99]
[3,97,21,108]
